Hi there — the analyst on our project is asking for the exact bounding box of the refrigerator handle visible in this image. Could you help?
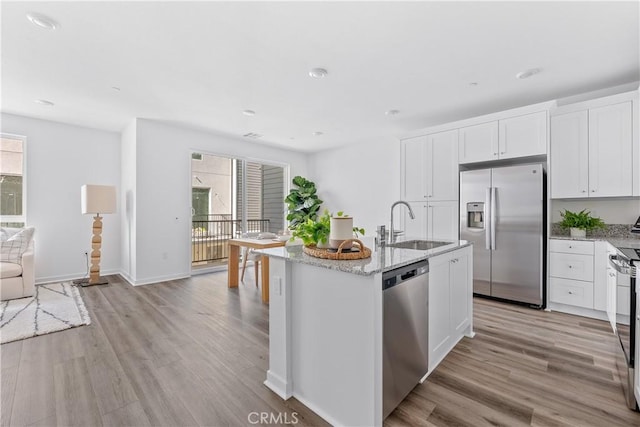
[490,187,497,251]
[485,188,491,250]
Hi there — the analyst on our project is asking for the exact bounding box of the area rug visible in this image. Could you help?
[0,282,91,344]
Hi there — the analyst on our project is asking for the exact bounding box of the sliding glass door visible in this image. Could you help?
[191,153,286,269]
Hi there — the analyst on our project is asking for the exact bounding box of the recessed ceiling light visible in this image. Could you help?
[516,68,542,79]
[26,12,59,30]
[309,68,328,79]
[313,131,323,136]
[243,132,262,139]
[242,109,256,116]
[385,109,400,116]
[34,99,54,106]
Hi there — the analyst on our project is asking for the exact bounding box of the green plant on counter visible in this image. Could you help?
[293,209,331,246]
[285,176,323,230]
[292,210,366,246]
[559,209,606,231]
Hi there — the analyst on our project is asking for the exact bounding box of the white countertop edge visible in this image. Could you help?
[255,239,471,276]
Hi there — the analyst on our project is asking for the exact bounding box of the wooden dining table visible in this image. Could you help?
[227,238,286,303]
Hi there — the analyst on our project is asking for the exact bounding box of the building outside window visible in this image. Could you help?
[0,135,26,227]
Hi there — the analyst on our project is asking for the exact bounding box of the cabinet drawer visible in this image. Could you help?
[549,239,594,255]
[550,277,594,309]
[550,252,594,281]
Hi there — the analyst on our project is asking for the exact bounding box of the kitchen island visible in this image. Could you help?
[257,238,473,426]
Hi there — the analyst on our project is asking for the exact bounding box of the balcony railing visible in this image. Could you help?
[191,218,270,264]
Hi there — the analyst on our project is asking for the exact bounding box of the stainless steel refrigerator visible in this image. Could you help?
[460,163,545,306]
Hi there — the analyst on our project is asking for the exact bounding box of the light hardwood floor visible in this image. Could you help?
[2,273,639,426]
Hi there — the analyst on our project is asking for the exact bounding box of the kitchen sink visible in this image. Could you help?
[388,240,450,250]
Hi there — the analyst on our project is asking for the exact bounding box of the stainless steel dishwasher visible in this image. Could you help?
[382,259,429,419]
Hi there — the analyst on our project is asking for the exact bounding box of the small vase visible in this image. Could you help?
[570,227,586,238]
[330,216,354,249]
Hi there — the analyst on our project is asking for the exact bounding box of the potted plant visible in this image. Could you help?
[292,210,365,248]
[285,176,323,231]
[559,209,605,238]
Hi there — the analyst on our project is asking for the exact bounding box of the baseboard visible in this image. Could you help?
[264,371,292,400]
[36,269,120,285]
[548,302,609,321]
[126,272,191,286]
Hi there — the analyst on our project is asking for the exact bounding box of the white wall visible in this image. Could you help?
[1,113,121,283]
[120,120,137,281]
[308,137,401,235]
[551,199,640,224]
[130,119,308,285]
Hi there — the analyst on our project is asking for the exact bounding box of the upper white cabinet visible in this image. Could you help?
[458,122,498,163]
[498,111,548,160]
[458,111,547,164]
[402,130,458,202]
[551,101,633,198]
[550,111,589,198]
[588,102,633,197]
[402,135,427,201]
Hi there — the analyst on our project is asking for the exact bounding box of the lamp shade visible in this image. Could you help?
[81,184,116,215]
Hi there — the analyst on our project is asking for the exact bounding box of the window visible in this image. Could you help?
[0,135,26,226]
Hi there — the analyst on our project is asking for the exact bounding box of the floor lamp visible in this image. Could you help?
[75,184,116,286]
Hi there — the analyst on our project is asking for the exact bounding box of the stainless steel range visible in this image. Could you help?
[609,247,638,411]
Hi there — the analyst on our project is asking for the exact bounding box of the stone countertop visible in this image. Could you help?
[256,237,471,276]
[550,223,640,250]
[550,235,640,250]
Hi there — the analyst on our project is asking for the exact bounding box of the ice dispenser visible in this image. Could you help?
[467,202,485,229]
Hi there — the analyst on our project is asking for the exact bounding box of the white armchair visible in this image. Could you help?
[0,240,35,301]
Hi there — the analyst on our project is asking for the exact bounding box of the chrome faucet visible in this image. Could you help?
[390,201,415,244]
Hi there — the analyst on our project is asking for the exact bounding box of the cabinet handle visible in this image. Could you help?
[500,151,505,155]
[493,152,498,156]
[568,265,573,269]
[582,190,587,193]
[591,189,596,193]
[568,291,573,295]
[568,245,572,248]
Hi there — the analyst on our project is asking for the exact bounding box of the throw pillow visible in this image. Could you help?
[0,227,34,265]
[0,227,21,242]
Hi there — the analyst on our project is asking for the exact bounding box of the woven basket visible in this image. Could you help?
[303,239,371,260]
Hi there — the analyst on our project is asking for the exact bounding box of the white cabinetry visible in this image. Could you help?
[498,111,548,160]
[428,246,472,372]
[549,239,595,309]
[458,122,498,163]
[402,130,458,202]
[458,111,547,164]
[405,201,459,241]
[551,101,634,198]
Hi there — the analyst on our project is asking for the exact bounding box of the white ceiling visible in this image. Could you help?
[1,1,638,152]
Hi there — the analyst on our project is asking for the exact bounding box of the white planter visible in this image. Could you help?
[330,216,354,249]
[570,227,586,238]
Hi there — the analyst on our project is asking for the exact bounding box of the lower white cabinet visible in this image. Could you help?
[549,239,595,310]
[405,201,459,241]
[428,246,472,372]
